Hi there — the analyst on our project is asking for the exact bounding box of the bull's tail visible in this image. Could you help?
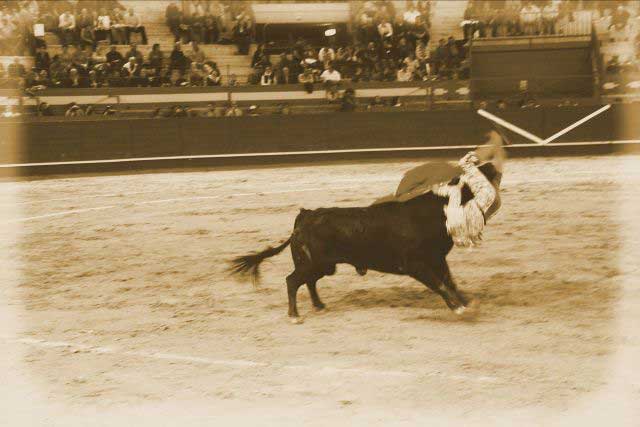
[228,237,291,285]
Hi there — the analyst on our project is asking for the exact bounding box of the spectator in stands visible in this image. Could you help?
[205,103,223,117]
[58,9,76,46]
[225,101,243,117]
[403,3,421,25]
[125,43,143,65]
[122,56,140,81]
[72,45,92,73]
[251,44,269,69]
[260,66,276,86]
[37,101,54,116]
[611,4,630,31]
[106,45,124,71]
[7,57,25,78]
[168,69,187,86]
[31,70,51,89]
[397,63,412,81]
[111,8,128,45]
[34,46,51,73]
[148,43,164,76]
[64,68,87,88]
[124,8,147,45]
[340,87,356,112]
[87,70,101,88]
[204,63,221,86]
[299,65,314,93]
[166,2,182,42]
[520,2,541,35]
[95,8,112,44]
[227,73,238,87]
[170,42,190,73]
[415,40,430,77]
[188,62,204,86]
[378,18,394,42]
[203,11,220,44]
[190,41,206,66]
[542,1,560,35]
[77,8,94,38]
[234,15,252,55]
[318,45,336,66]
[410,15,430,46]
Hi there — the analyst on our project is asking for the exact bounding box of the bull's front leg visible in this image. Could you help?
[409,263,468,315]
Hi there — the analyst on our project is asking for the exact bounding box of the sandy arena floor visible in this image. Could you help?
[1,155,639,426]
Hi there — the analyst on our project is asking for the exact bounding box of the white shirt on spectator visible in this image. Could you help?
[124,13,141,27]
[403,9,420,24]
[542,4,559,20]
[96,15,111,30]
[397,67,412,81]
[59,12,75,29]
[321,69,341,82]
[520,5,541,24]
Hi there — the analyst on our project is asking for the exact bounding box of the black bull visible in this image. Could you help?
[229,163,501,321]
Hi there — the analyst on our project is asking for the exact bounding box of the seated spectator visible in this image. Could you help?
[260,66,276,85]
[320,62,341,99]
[203,12,220,44]
[80,25,96,48]
[378,18,394,41]
[125,43,143,64]
[111,8,128,45]
[188,62,204,86]
[234,16,252,55]
[33,46,51,73]
[227,73,238,87]
[170,42,190,72]
[122,56,140,79]
[205,103,224,117]
[58,9,76,46]
[106,45,124,70]
[340,87,356,112]
[87,69,102,88]
[73,45,93,72]
[65,102,85,117]
[77,8,94,36]
[251,44,269,68]
[64,68,88,88]
[124,8,147,44]
[31,70,51,89]
[403,3,421,25]
[166,2,182,42]
[148,43,164,76]
[542,1,559,35]
[37,101,54,116]
[168,69,187,86]
[520,2,541,35]
[225,101,243,117]
[204,64,221,86]
[410,15,430,46]
[397,63,412,81]
[611,5,630,31]
[318,46,336,66]
[299,65,315,93]
[190,41,206,66]
[95,8,112,44]
[7,58,26,78]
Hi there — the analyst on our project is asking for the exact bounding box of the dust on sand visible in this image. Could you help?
[1,156,638,426]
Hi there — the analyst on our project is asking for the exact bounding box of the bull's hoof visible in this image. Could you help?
[289,316,304,325]
[454,300,479,319]
[355,267,367,276]
[313,304,326,312]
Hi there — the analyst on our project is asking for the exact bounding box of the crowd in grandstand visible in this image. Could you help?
[462,0,639,39]
[247,0,468,87]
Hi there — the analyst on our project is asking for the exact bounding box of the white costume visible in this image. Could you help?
[431,152,500,247]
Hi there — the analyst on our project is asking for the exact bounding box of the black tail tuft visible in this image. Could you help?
[228,237,291,285]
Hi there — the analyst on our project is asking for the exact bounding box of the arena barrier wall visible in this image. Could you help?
[1,104,638,177]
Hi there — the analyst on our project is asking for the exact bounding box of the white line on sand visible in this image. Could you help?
[10,336,499,383]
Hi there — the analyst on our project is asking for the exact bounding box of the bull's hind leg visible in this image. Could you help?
[286,271,305,322]
[307,280,325,311]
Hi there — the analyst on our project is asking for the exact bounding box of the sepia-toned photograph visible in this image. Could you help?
[1,0,639,425]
